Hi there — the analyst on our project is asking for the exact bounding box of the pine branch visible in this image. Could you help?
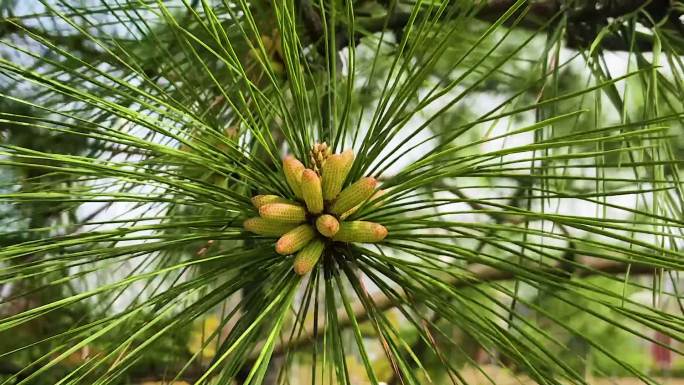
[120,259,655,383]
[2,2,682,383]
[348,0,679,52]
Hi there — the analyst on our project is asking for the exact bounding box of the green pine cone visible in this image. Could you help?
[251,194,294,209]
[301,169,324,214]
[328,177,377,215]
[276,224,316,255]
[243,217,297,236]
[321,149,354,201]
[259,203,307,223]
[332,221,388,243]
[315,214,340,238]
[339,189,386,220]
[283,155,305,199]
[293,238,326,275]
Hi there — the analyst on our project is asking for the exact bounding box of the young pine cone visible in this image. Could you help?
[244,145,388,276]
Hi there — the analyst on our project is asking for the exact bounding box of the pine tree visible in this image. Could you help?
[1,1,683,384]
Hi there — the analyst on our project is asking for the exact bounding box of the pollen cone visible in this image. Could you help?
[315,214,340,238]
[340,189,387,220]
[259,203,307,223]
[332,221,388,243]
[283,155,305,199]
[276,224,315,255]
[293,238,326,275]
[328,177,377,216]
[321,149,354,201]
[251,195,294,209]
[301,169,324,214]
[243,217,296,236]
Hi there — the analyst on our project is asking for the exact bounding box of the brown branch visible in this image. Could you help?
[475,0,667,23]
[348,0,679,52]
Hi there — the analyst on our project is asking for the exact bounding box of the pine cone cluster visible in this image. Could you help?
[244,145,387,275]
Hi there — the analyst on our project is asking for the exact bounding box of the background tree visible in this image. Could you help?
[1,0,684,384]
